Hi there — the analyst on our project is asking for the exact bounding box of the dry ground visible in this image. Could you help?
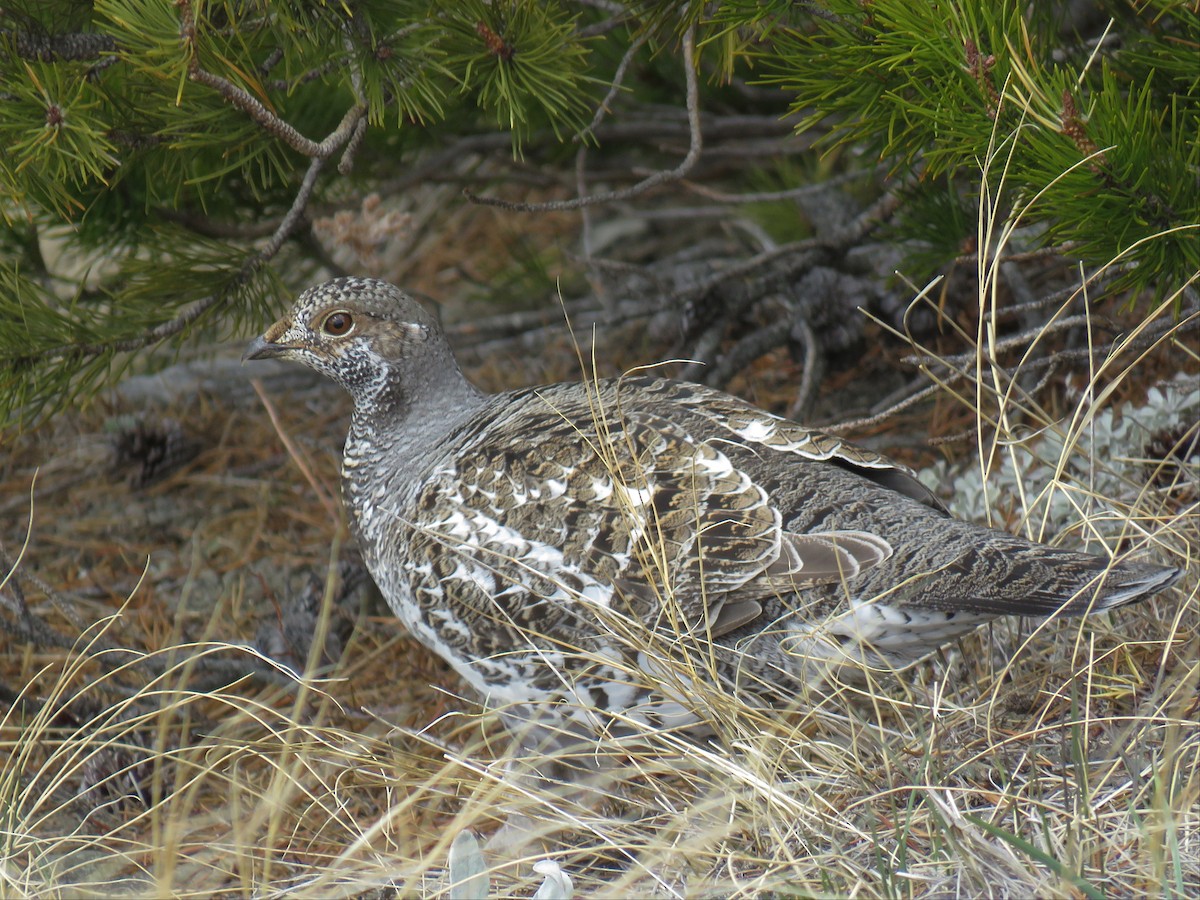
[1,191,1197,897]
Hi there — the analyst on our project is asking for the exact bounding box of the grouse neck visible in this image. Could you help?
[344,358,489,483]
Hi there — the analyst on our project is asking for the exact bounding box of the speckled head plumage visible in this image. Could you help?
[244,277,471,412]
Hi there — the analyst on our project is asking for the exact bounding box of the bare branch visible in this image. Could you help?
[787,317,825,422]
[825,381,942,434]
[679,167,879,204]
[338,117,369,175]
[579,27,650,138]
[187,61,365,158]
[0,543,76,652]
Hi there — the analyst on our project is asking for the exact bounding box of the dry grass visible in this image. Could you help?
[0,543,1194,897]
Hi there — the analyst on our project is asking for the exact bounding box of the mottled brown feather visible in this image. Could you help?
[247,278,1181,738]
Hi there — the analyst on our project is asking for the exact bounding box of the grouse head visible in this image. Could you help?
[244,277,475,414]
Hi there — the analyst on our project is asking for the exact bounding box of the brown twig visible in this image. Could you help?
[179,0,366,160]
[187,60,366,159]
[0,544,75,652]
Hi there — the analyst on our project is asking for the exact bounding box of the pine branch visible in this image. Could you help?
[180,0,366,162]
[62,156,326,359]
[1,0,1194,433]
[465,25,702,212]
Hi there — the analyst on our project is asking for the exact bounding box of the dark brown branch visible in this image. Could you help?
[187,61,366,159]
[179,0,365,160]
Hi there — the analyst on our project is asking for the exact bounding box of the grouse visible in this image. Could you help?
[245,277,1180,747]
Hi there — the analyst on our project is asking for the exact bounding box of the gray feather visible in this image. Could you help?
[247,277,1182,727]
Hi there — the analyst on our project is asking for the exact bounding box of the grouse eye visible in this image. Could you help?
[321,310,354,336]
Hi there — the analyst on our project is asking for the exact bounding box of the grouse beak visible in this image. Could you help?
[243,319,301,362]
[242,334,285,362]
